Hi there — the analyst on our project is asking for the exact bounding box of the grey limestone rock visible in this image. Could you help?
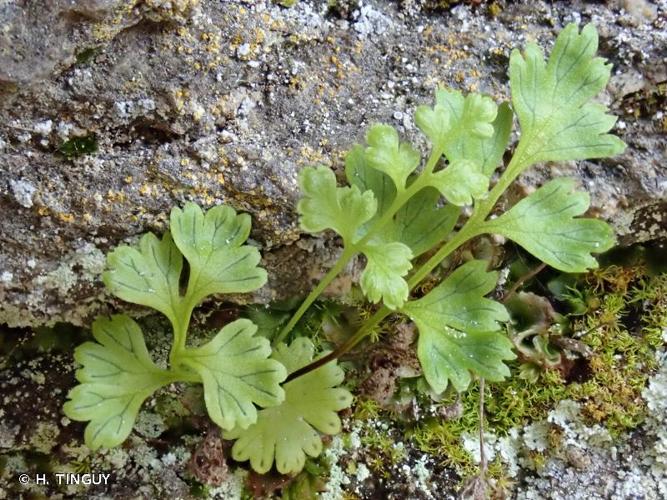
[0,0,665,327]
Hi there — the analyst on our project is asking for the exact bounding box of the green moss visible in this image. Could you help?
[283,462,326,500]
[188,480,210,498]
[350,398,407,477]
[410,417,475,475]
[58,134,98,158]
[409,264,667,473]
[70,456,93,475]
[75,47,101,65]
[352,398,381,421]
[361,428,406,476]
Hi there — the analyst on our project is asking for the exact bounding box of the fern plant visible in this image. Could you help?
[64,23,624,475]
[63,204,285,448]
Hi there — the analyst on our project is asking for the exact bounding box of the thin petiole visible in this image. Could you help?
[274,247,355,345]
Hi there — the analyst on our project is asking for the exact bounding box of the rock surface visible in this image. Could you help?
[1,0,665,327]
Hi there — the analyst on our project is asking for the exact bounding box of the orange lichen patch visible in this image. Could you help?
[121,77,149,92]
[288,76,302,90]
[331,149,347,165]
[489,47,505,58]
[211,97,231,118]
[171,88,190,112]
[91,1,140,41]
[298,145,328,165]
[106,190,127,203]
[217,150,230,167]
[177,26,191,39]
[57,213,75,223]
[138,183,154,197]
[254,28,266,46]
[201,31,222,53]
[205,57,224,71]
[229,31,244,47]
[268,16,287,32]
[329,55,349,81]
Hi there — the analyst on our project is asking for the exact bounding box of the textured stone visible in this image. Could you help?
[0,0,665,326]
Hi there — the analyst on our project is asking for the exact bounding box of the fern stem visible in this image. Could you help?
[274,247,355,345]
[169,368,201,384]
[276,145,444,344]
[352,144,444,249]
[407,226,480,288]
[285,305,389,382]
[469,140,530,227]
[169,296,198,365]
[478,377,487,486]
[169,312,191,365]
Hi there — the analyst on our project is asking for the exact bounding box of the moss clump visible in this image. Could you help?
[349,399,407,477]
[75,47,101,65]
[58,134,98,158]
[409,263,666,473]
[359,427,407,477]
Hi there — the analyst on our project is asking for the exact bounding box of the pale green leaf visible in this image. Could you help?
[224,338,353,474]
[360,240,413,310]
[415,102,451,147]
[178,318,286,430]
[510,23,625,165]
[437,90,497,139]
[417,328,515,393]
[346,147,459,256]
[403,260,510,334]
[365,124,420,191]
[297,165,377,244]
[483,178,615,272]
[63,315,175,450]
[479,102,513,176]
[401,260,513,392]
[389,187,460,256]
[428,159,489,206]
[345,144,396,217]
[435,90,510,174]
[170,203,268,306]
[103,232,183,326]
